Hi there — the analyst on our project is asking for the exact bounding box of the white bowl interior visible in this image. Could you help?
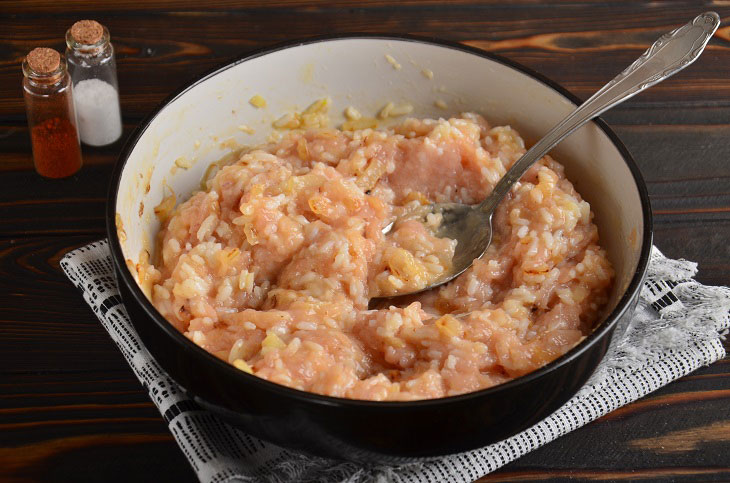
[116,37,645,319]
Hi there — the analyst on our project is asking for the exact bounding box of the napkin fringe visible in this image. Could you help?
[646,249,698,281]
[60,241,729,483]
[593,252,730,380]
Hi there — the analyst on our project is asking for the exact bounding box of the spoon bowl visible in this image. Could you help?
[398,201,494,291]
[372,11,719,303]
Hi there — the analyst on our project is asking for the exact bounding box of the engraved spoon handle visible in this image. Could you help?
[479,11,720,215]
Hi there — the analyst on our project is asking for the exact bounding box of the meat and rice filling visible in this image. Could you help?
[145,114,613,401]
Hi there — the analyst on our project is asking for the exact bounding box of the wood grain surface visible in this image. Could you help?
[1,1,729,481]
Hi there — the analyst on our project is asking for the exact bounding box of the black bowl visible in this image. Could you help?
[107,34,652,463]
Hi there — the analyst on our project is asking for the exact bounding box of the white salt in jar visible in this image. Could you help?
[65,20,123,146]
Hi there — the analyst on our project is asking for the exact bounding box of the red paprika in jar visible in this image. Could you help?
[22,48,83,178]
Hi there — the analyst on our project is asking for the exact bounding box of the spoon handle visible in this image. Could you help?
[479,11,720,215]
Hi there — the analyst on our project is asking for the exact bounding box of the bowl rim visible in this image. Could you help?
[106,33,653,409]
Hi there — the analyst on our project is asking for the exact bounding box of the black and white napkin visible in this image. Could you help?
[61,241,729,482]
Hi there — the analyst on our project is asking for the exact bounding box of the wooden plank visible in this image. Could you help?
[0,168,109,236]
[482,468,730,481]
[0,372,196,481]
[0,0,721,13]
[488,359,730,481]
[2,1,729,481]
[1,7,729,117]
[0,236,128,373]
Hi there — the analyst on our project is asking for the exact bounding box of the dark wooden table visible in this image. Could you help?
[2,1,729,481]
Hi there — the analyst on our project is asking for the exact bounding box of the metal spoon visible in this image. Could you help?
[374,11,719,302]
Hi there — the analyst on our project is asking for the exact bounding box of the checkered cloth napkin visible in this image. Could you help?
[62,240,729,482]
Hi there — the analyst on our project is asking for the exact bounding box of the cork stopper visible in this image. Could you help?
[70,20,104,45]
[26,48,61,74]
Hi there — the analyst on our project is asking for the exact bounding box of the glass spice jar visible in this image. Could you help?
[22,47,83,179]
[65,20,123,146]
